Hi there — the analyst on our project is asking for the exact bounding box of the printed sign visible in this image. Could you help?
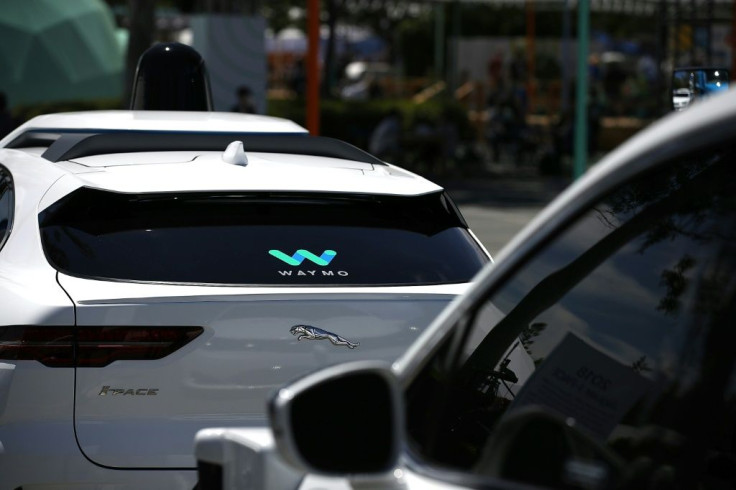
[508,333,651,440]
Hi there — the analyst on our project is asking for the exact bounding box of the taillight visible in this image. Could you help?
[0,326,203,367]
[0,326,74,366]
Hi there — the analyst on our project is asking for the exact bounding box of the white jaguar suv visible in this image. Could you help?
[0,109,489,489]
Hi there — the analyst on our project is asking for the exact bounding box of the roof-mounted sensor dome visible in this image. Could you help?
[130,42,213,111]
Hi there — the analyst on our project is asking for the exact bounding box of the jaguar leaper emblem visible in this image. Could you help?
[289,325,359,349]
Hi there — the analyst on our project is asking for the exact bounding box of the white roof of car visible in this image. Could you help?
[0,110,307,142]
[0,111,442,205]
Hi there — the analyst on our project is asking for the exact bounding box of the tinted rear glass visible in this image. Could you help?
[39,189,488,285]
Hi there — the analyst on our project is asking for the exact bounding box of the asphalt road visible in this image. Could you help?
[442,176,571,257]
[457,204,543,257]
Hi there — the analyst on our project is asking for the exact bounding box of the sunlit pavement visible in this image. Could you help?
[456,205,543,257]
[441,172,571,256]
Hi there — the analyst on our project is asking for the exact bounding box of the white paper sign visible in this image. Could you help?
[509,333,650,440]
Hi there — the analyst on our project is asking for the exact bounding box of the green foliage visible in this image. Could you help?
[267,97,472,151]
[262,0,305,34]
[397,16,435,78]
[459,6,525,37]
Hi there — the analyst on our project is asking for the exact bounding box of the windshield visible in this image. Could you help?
[405,142,736,488]
[39,189,488,286]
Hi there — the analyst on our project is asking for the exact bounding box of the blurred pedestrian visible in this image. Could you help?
[290,59,306,97]
[231,85,257,114]
[369,109,402,163]
[437,107,459,174]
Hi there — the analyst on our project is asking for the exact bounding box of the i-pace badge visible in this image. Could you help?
[290,325,359,349]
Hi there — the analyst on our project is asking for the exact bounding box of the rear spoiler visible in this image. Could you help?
[6,130,386,166]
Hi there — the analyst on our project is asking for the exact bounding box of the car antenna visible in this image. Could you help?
[222,141,248,166]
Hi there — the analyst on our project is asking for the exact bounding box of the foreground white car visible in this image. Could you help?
[196,89,736,489]
[0,110,489,489]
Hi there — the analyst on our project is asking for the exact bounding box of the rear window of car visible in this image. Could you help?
[39,188,488,286]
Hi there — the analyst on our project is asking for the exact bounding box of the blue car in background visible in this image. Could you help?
[672,67,730,110]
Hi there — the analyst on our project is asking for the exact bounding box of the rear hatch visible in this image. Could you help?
[60,277,462,468]
[40,187,488,468]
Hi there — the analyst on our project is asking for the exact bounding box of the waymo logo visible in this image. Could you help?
[269,249,337,266]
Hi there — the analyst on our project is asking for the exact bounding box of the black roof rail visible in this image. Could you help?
[6,130,387,166]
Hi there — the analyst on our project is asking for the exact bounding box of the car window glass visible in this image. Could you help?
[0,170,13,250]
[39,190,488,285]
[406,143,736,489]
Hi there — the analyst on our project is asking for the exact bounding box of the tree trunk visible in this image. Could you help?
[323,0,342,98]
[124,0,155,108]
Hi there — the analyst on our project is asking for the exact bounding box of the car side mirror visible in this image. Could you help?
[269,361,402,476]
[672,67,729,111]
